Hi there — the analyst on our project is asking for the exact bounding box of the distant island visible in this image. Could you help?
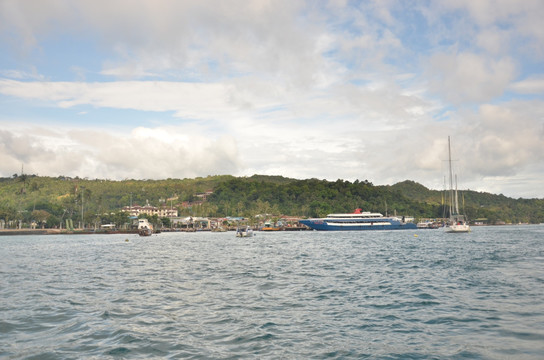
[1,174,542,231]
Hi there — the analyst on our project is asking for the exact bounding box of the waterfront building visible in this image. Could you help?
[122,201,178,218]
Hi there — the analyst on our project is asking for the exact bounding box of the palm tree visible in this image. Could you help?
[18,174,28,194]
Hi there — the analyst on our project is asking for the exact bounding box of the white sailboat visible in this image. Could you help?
[445,136,471,233]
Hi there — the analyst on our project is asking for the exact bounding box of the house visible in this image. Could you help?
[122,201,178,218]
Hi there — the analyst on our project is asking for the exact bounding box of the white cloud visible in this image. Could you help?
[0,69,45,80]
[441,0,544,37]
[1,1,544,198]
[0,0,321,84]
[0,79,283,120]
[0,125,242,180]
[467,102,544,176]
[1,95,543,198]
[0,77,432,129]
[476,27,510,55]
[509,75,544,95]
[429,0,544,58]
[427,52,516,104]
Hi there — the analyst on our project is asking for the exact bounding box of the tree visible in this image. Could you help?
[18,174,28,194]
[114,212,130,228]
[160,217,171,228]
[149,214,160,228]
[0,207,17,228]
[32,209,50,229]
[47,214,60,228]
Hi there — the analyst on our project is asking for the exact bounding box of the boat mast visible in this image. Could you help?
[448,136,454,218]
[455,174,460,215]
[442,175,446,219]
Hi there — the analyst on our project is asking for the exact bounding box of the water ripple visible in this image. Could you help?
[1,226,544,358]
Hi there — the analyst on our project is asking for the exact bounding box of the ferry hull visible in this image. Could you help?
[299,219,417,231]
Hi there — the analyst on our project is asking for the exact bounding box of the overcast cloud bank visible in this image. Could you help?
[1,0,543,198]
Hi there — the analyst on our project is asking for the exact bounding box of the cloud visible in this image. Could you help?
[0,126,242,180]
[475,27,510,55]
[0,79,282,120]
[0,69,45,80]
[0,128,79,177]
[1,1,543,198]
[0,77,432,129]
[332,98,544,196]
[467,102,544,177]
[1,97,543,198]
[429,0,544,58]
[442,0,544,39]
[509,75,544,95]
[0,130,52,167]
[427,52,516,104]
[1,0,323,84]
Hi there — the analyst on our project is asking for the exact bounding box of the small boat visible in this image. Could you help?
[138,227,152,236]
[417,221,432,229]
[261,226,282,231]
[138,218,153,236]
[261,220,283,231]
[444,136,471,233]
[236,225,254,237]
[417,221,442,229]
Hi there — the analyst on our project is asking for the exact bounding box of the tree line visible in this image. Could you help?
[0,174,542,229]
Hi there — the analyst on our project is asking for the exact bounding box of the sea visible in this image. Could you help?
[1,225,543,359]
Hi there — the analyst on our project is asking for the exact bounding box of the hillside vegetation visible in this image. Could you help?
[0,175,542,228]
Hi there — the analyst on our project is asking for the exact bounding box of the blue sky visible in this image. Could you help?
[0,0,543,198]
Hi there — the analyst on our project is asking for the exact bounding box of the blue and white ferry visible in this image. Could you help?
[299,208,417,231]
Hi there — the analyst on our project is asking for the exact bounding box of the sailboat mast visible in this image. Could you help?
[448,136,454,217]
[455,174,459,215]
[442,175,446,219]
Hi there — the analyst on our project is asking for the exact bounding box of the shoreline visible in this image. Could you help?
[0,229,139,236]
[0,223,536,236]
[0,227,310,235]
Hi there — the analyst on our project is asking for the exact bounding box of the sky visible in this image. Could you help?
[0,0,543,199]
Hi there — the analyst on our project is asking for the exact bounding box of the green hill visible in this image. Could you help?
[386,180,544,224]
[0,174,542,228]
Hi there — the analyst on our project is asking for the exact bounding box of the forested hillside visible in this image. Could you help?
[0,174,542,229]
[208,177,434,219]
[387,180,544,224]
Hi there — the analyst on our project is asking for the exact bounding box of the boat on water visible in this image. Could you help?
[138,218,153,236]
[236,225,254,237]
[444,136,471,233]
[299,208,417,231]
[261,227,282,231]
[261,220,283,231]
[417,221,442,229]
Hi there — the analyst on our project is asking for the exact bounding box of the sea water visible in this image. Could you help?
[1,226,543,359]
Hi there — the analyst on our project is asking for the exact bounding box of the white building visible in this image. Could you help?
[122,202,178,218]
